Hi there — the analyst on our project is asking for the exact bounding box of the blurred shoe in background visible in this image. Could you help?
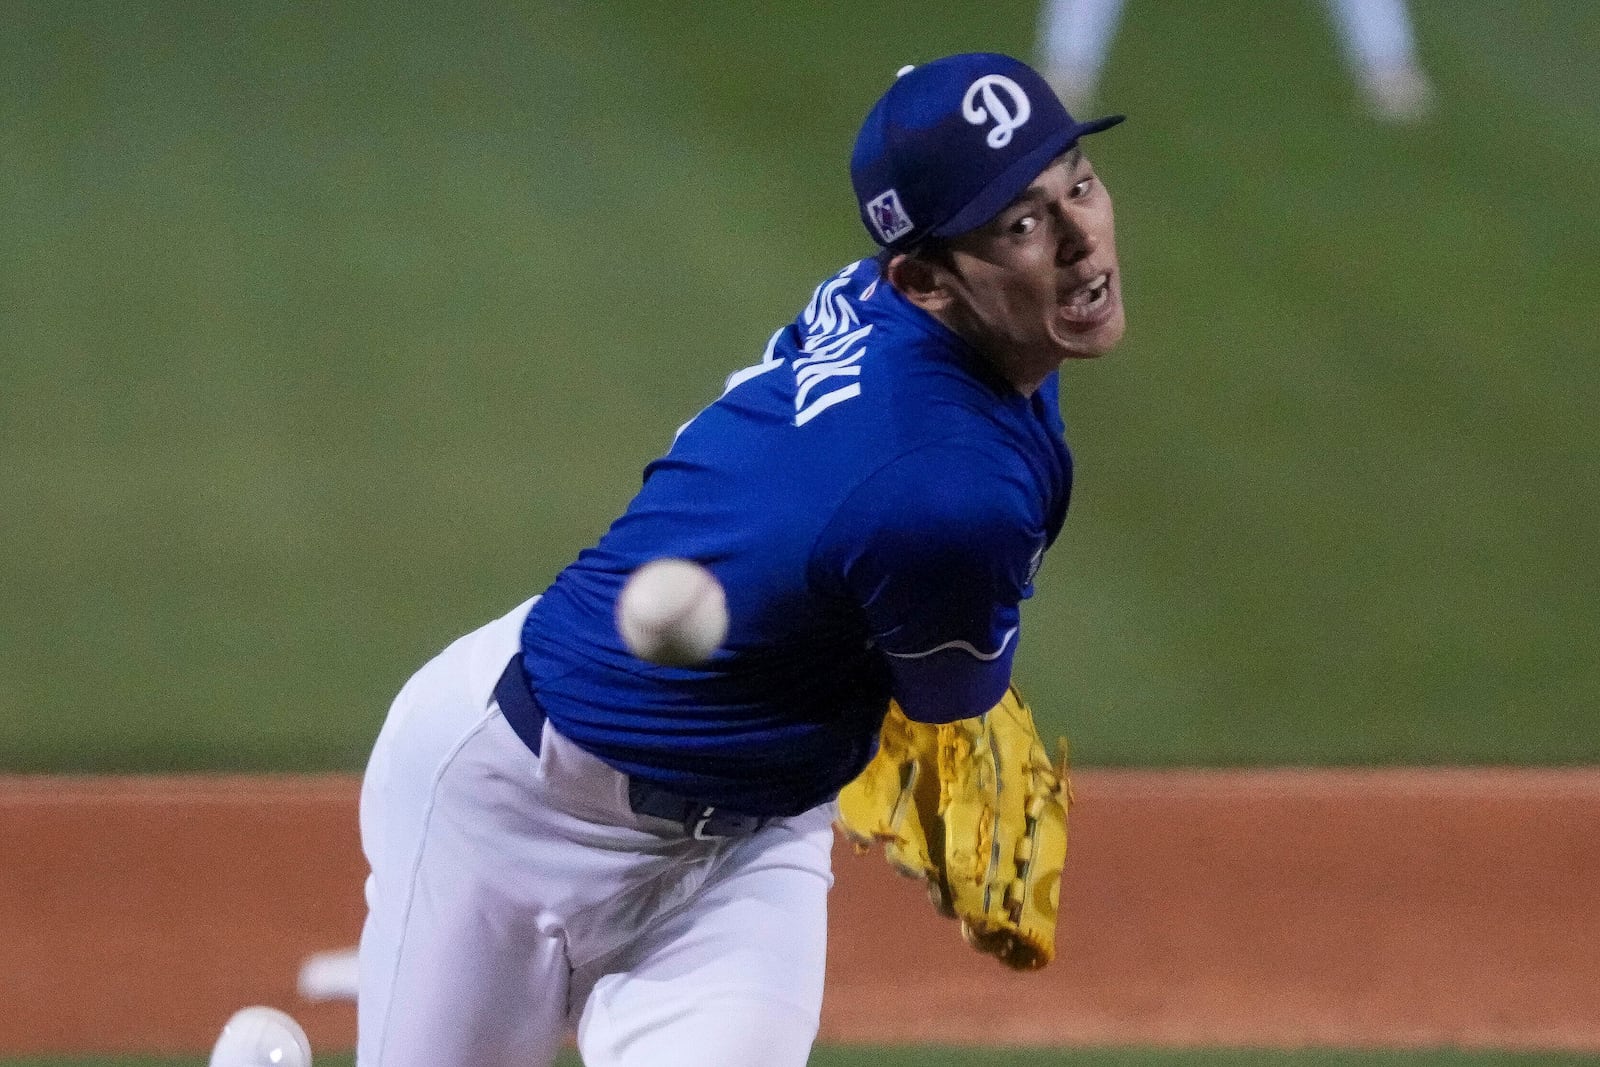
[1359,62,1437,123]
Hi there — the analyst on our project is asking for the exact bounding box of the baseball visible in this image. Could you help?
[208,1005,312,1067]
[615,558,728,667]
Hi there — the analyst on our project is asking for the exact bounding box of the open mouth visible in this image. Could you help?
[1061,273,1111,318]
[1062,273,1113,327]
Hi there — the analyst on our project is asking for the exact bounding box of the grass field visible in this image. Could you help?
[12,1049,1600,1067]
[4,0,1597,772]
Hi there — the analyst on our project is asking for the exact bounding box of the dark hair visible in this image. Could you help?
[873,235,954,271]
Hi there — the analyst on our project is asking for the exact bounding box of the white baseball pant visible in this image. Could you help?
[356,597,835,1067]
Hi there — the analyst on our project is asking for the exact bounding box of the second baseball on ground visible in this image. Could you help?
[208,1005,312,1067]
[615,558,728,667]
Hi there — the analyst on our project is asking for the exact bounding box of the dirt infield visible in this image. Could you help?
[4,769,1598,1055]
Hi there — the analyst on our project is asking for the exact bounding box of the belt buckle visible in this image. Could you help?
[689,805,720,840]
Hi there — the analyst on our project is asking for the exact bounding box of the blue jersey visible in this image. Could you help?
[520,258,1073,816]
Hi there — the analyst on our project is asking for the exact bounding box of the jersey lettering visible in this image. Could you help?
[793,263,871,426]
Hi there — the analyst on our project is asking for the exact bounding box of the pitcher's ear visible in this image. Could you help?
[886,252,954,314]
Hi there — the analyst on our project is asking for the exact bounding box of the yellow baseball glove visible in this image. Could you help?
[836,686,1072,970]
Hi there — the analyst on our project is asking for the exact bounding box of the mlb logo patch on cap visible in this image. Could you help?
[865,189,914,244]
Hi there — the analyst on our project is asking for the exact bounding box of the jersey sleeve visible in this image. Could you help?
[813,441,1046,724]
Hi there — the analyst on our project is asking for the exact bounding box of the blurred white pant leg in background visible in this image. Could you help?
[1325,0,1436,120]
[1037,0,1127,112]
[1036,0,1434,122]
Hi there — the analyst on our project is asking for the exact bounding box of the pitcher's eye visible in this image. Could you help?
[1010,215,1038,235]
[1069,179,1094,199]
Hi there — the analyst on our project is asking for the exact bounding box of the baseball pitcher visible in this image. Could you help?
[357,52,1126,1067]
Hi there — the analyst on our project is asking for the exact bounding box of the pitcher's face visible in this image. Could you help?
[941,148,1125,367]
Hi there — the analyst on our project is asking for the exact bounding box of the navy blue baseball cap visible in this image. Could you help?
[851,52,1124,252]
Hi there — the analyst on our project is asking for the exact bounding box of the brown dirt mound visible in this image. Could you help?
[3,769,1597,1055]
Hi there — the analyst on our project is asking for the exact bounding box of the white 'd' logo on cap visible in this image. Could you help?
[962,74,1031,149]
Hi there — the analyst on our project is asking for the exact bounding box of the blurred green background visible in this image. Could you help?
[3,0,1597,773]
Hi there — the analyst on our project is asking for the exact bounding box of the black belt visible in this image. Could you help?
[493,653,549,756]
[492,655,768,840]
[624,780,768,840]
